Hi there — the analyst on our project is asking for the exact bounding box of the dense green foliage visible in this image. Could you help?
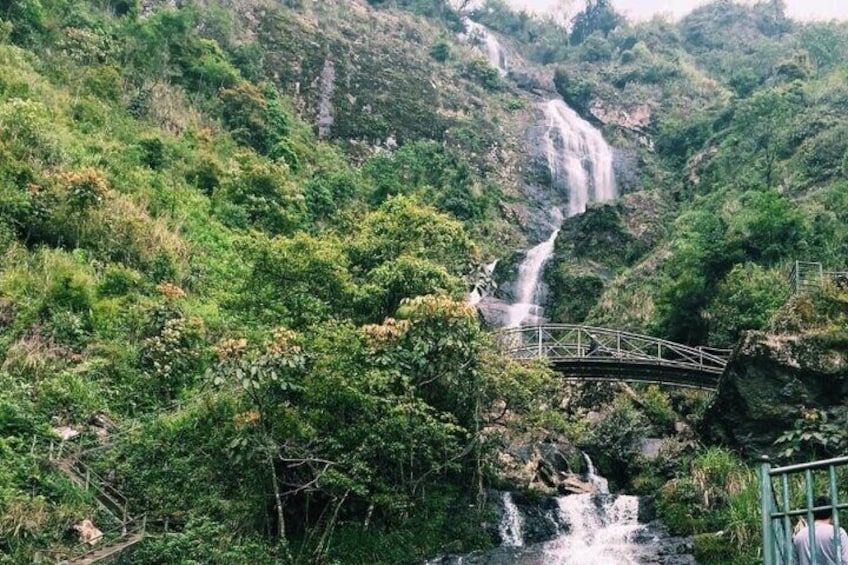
[0,1,548,562]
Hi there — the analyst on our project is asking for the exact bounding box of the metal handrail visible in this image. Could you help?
[41,514,147,563]
[771,456,848,475]
[760,456,848,565]
[788,260,848,294]
[495,324,732,373]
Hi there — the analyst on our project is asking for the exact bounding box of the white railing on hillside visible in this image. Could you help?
[788,260,848,294]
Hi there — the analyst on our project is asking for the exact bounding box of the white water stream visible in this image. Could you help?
[499,492,525,547]
[495,455,647,563]
[504,99,616,327]
[461,19,509,76]
[544,493,646,564]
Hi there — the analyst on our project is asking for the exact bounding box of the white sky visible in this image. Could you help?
[505,0,848,22]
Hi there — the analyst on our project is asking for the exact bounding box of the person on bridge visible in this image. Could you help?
[793,495,848,565]
[587,333,600,356]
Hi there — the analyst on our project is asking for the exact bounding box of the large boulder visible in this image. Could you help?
[701,329,848,457]
[497,441,591,496]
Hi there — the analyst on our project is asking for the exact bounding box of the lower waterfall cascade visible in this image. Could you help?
[493,454,648,563]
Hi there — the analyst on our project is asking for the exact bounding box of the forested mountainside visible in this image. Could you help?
[1,0,847,563]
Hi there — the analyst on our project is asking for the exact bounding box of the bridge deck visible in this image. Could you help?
[497,324,731,390]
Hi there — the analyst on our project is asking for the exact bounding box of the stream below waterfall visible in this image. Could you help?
[427,456,695,565]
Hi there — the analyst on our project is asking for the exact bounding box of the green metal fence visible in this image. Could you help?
[760,456,848,565]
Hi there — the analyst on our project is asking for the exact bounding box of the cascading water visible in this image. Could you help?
[583,452,609,494]
[538,454,647,563]
[504,210,562,327]
[498,492,525,547]
[461,19,509,76]
[545,494,646,564]
[504,99,616,327]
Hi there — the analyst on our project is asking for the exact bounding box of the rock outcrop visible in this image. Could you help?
[497,441,593,496]
[701,329,848,457]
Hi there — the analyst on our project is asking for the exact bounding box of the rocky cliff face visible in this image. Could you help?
[702,329,848,457]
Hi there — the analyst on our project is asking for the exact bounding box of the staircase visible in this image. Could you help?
[44,441,147,564]
[65,532,145,565]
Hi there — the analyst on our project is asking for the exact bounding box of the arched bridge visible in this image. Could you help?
[495,324,732,390]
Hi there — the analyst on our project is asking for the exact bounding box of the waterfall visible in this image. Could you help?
[542,99,616,214]
[583,453,609,495]
[504,100,616,327]
[498,492,525,547]
[545,494,646,564]
[461,19,509,76]
[503,211,562,327]
[547,456,645,563]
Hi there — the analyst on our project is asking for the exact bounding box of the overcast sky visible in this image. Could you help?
[505,0,848,22]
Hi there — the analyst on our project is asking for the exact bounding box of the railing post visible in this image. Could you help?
[805,468,817,565]
[829,465,842,564]
[537,325,542,358]
[795,260,800,294]
[760,456,775,565]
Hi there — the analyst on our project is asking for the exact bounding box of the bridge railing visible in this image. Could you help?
[495,324,731,374]
[760,456,848,565]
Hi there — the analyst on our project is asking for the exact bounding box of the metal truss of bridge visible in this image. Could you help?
[495,324,732,390]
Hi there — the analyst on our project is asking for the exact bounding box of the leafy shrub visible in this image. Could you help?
[137,137,168,169]
[81,65,123,101]
[213,159,306,235]
[546,270,604,323]
[35,370,107,422]
[553,69,595,114]
[587,395,647,484]
[185,156,223,195]
[141,315,208,401]
[706,263,787,346]
[641,385,676,433]
[429,39,450,62]
[797,126,848,182]
[774,408,848,461]
[98,264,143,297]
[0,98,63,165]
[462,59,500,90]
[219,83,290,155]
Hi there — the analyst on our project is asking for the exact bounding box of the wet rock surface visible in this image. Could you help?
[701,329,848,457]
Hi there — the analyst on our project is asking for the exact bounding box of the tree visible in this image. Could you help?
[239,233,356,328]
[348,195,477,275]
[730,86,801,188]
[570,0,622,45]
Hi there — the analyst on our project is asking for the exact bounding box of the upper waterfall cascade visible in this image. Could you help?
[504,100,616,327]
[461,19,509,76]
